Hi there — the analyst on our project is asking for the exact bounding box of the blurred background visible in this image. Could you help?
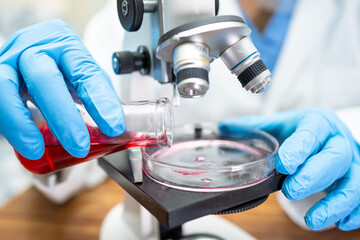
[0,0,105,39]
[0,0,107,207]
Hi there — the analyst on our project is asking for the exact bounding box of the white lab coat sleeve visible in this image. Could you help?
[31,161,107,204]
[276,106,360,231]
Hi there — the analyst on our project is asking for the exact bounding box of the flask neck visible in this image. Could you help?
[121,97,173,148]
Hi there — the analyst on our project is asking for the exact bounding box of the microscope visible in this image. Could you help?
[99,0,285,239]
[111,0,271,98]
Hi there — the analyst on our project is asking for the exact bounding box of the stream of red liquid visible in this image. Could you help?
[15,123,165,174]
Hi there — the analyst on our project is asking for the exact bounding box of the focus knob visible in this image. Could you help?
[112,46,151,75]
[117,0,144,31]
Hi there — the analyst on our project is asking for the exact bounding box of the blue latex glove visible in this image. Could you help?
[219,107,360,231]
[0,19,125,160]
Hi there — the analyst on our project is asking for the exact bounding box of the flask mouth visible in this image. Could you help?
[155,98,174,147]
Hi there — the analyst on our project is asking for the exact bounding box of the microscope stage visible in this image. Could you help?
[98,152,284,229]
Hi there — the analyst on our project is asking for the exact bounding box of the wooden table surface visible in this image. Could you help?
[0,178,359,240]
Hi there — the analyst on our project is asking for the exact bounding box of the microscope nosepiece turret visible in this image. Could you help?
[113,0,272,98]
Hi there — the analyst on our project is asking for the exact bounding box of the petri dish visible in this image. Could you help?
[142,123,279,192]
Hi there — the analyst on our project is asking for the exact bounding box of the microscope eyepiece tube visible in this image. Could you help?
[221,37,271,94]
[173,42,210,98]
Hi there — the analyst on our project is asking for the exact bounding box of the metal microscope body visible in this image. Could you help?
[103,2,283,239]
[113,0,272,98]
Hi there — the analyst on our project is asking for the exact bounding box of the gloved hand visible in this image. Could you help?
[219,107,360,231]
[0,19,125,160]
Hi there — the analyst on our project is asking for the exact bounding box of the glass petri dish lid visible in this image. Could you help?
[142,123,279,192]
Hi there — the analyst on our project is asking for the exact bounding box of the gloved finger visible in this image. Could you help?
[19,49,90,158]
[59,42,125,137]
[305,164,360,230]
[337,204,360,231]
[0,20,71,69]
[219,110,301,143]
[0,64,44,159]
[276,111,337,174]
[282,134,352,201]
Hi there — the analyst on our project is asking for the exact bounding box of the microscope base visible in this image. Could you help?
[100,203,255,240]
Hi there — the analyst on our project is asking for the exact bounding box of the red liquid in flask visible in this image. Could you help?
[15,123,167,174]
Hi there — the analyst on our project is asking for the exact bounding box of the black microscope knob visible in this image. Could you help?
[112,46,150,75]
[117,0,144,31]
[215,195,269,215]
